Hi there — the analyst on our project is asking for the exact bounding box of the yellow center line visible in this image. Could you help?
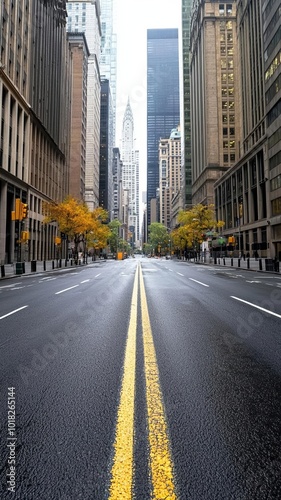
[108,265,138,500]
[139,265,178,500]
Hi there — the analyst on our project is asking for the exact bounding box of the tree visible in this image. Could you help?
[108,220,122,254]
[172,204,224,257]
[43,197,108,263]
[148,222,170,255]
[87,208,111,259]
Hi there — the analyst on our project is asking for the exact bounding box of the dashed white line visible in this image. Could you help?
[95,273,101,278]
[0,306,28,320]
[55,285,79,295]
[0,283,22,289]
[81,279,90,283]
[189,278,209,287]
[177,272,184,276]
[231,296,281,319]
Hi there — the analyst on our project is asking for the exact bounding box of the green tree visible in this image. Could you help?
[108,220,122,254]
[148,222,170,255]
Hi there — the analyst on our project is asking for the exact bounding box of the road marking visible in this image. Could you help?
[189,278,209,287]
[231,296,281,319]
[80,279,90,283]
[0,283,22,289]
[139,265,178,499]
[95,273,101,278]
[0,306,28,320]
[246,280,261,283]
[177,272,184,276]
[108,265,138,499]
[55,285,79,295]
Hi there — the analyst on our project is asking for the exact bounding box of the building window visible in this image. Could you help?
[226,5,233,15]
[223,128,228,136]
[272,197,281,216]
[219,4,225,16]
[224,154,229,163]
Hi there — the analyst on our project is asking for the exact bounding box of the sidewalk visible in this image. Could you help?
[189,256,280,274]
[0,258,102,280]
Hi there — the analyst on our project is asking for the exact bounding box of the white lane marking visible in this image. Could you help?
[95,273,101,278]
[177,272,184,276]
[189,278,209,287]
[0,306,28,320]
[231,296,281,319]
[55,285,79,295]
[11,287,25,290]
[246,280,261,284]
[168,269,173,272]
[0,283,22,289]
[81,279,90,283]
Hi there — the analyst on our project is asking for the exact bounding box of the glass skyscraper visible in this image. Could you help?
[146,29,180,230]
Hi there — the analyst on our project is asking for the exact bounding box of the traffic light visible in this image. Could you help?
[21,203,28,219]
[15,198,21,219]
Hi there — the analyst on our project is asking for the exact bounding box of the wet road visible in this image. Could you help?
[1,256,281,499]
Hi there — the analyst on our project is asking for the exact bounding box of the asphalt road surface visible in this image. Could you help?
[1,256,281,499]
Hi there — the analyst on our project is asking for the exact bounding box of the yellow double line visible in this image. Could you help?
[109,264,177,499]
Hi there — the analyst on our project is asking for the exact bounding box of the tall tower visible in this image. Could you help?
[181,0,193,208]
[146,29,180,231]
[190,0,238,206]
[263,0,281,259]
[100,0,117,141]
[67,0,102,210]
[159,126,181,229]
[121,99,140,245]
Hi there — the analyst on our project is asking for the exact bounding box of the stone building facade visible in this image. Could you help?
[0,0,71,264]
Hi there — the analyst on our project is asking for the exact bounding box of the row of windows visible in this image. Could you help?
[265,51,281,82]
[220,21,233,31]
[269,149,281,171]
[268,125,281,150]
[272,197,281,216]
[264,26,281,63]
[219,4,233,16]
[271,174,281,191]
[265,71,281,106]
[222,114,235,123]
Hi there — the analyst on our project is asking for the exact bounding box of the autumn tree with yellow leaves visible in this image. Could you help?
[43,197,110,262]
[171,204,224,257]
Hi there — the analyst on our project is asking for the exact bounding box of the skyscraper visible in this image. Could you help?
[67,0,101,210]
[190,0,238,207]
[100,0,117,142]
[146,29,180,231]
[121,99,140,244]
[181,0,192,208]
[99,79,113,213]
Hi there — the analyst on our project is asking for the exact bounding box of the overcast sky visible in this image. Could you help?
[114,0,181,196]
